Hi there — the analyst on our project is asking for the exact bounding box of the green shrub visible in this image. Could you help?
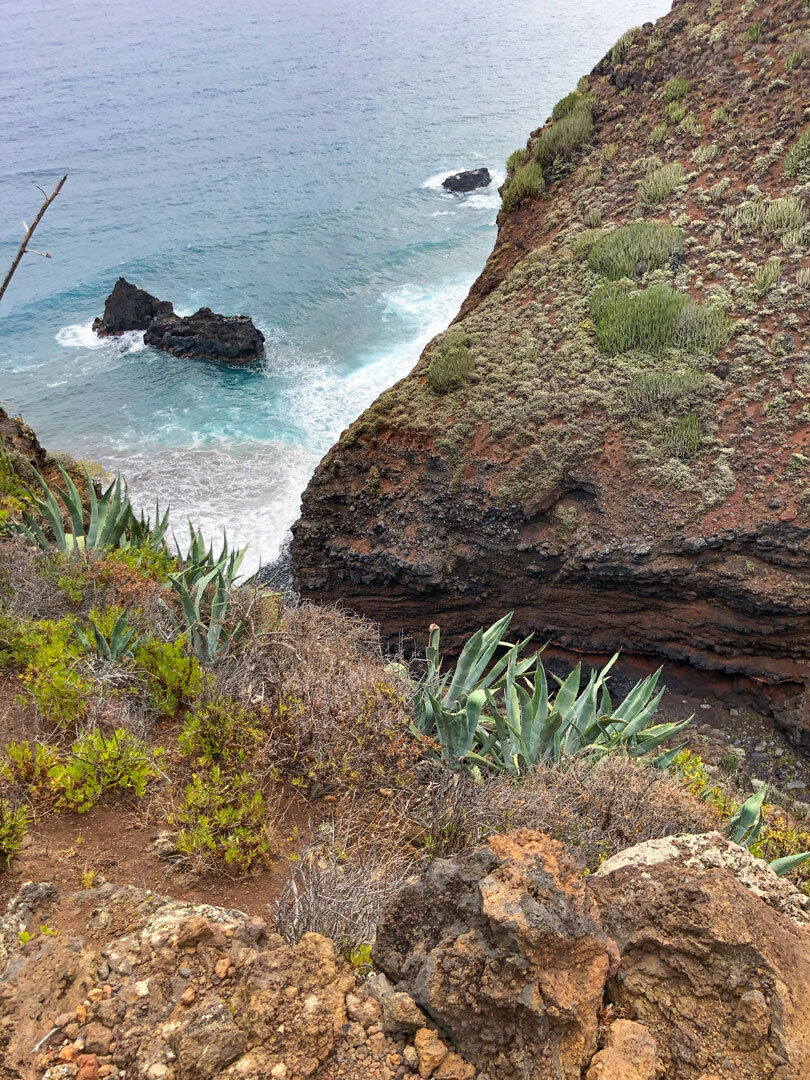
[638,162,686,208]
[49,728,158,813]
[0,795,28,863]
[784,128,810,180]
[663,412,701,459]
[0,614,93,726]
[135,636,204,718]
[427,331,475,393]
[171,765,272,872]
[711,105,732,126]
[506,146,530,173]
[692,144,719,165]
[600,143,618,162]
[664,102,687,124]
[552,90,584,121]
[627,369,707,415]
[786,48,805,72]
[501,160,545,211]
[649,122,668,146]
[752,256,783,297]
[534,103,593,170]
[678,112,704,137]
[1,740,61,811]
[591,283,732,356]
[179,698,264,766]
[745,21,763,43]
[587,221,684,280]
[662,77,690,102]
[736,195,807,236]
[611,26,639,65]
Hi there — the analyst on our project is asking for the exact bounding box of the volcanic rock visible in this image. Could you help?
[292,0,810,740]
[589,859,810,1079]
[373,829,616,1079]
[441,168,491,192]
[144,308,265,363]
[92,277,173,336]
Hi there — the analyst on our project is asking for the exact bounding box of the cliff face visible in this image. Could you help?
[292,0,810,736]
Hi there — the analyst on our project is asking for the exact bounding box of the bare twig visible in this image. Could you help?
[0,175,67,304]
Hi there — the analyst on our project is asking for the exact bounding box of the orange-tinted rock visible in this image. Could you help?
[585,1020,656,1080]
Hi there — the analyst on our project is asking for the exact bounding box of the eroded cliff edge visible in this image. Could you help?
[292,0,810,741]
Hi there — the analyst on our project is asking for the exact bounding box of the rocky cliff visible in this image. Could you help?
[292,0,810,738]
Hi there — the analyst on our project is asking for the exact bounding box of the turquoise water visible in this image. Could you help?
[1,0,670,570]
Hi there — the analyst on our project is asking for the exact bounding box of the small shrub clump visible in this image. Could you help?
[752,256,783,297]
[663,412,701,459]
[0,791,28,863]
[591,283,732,356]
[587,221,684,280]
[626,369,707,415]
[506,146,530,174]
[534,99,593,170]
[662,76,690,102]
[501,160,545,211]
[784,128,810,181]
[638,162,686,209]
[427,330,475,394]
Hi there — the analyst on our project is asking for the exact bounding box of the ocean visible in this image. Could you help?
[0,0,671,571]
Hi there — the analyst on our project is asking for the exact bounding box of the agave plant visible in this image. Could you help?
[727,787,810,877]
[414,614,691,775]
[174,524,245,588]
[10,465,168,554]
[168,562,244,666]
[73,610,141,662]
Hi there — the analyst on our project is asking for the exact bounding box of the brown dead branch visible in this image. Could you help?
[0,175,67,304]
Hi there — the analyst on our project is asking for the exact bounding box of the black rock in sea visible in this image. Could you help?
[93,278,264,363]
[92,278,173,336]
[441,167,491,192]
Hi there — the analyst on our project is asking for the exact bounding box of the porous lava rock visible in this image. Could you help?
[584,1020,657,1080]
[92,277,173,335]
[373,829,617,1079]
[292,0,810,740]
[589,860,810,1080]
[441,168,491,193]
[144,308,265,363]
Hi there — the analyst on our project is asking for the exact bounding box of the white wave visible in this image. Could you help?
[421,168,467,191]
[421,166,504,211]
[430,210,456,217]
[56,321,146,353]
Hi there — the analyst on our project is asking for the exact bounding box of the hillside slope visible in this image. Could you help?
[292,0,810,739]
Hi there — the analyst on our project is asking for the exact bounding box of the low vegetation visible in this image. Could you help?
[535,94,593,171]
[638,162,686,208]
[784,127,810,180]
[501,160,544,211]
[427,329,475,392]
[587,221,684,280]
[590,282,731,356]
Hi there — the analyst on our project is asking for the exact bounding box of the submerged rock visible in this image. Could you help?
[144,308,265,364]
[93,280,264,363]
[441,168,491,192]
[92,277,173,336]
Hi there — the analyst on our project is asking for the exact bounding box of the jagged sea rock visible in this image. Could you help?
[373,829,617,1079]
[589,860,810,1080]
[144,308,265,363]
[92,277,174,335]
[441,168,491,193]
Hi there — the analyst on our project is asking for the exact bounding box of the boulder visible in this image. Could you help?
[92,277,173,336]
[441,168,491,193]
[144,308,265,363]
[589,861,810,1079]
[585,1020,657,1080]
[595,830,810,924]
[373,829,617,1079]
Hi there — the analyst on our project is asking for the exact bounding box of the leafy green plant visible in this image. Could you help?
[664,102,687,124]
[662,76,689,102]
[587,221,684,280]
[711,105,732,126]
[611,26,638,65]
[786,48,805,72]
[744,21,763,43]
[0,793,28,863]
[10,465,166,554]
[649,122,668,146]
[552,90,586,122]
[413,614,690,776]
[175,525,245,589]
[0,614,93,725]
[627,369,707,415]
[427,330,475,393]
[506,147,530,173]
[179,698,264,766]
[662,412,701,459]
[784,127,810,181]
[692,144,719,166]
[723,786,810,880]
[534,101,593,170]
[49,728,158,813]
[502,161,545,212]
[168,564,244,667]
[638,162,685,208]
[752,257,783,298]
[73,608,141,661]
[171,765,272,872]
[134,636,204,717]
[591,282,731,356]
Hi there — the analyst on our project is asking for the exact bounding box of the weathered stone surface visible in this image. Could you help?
[441,168,491,193]
[144,308,264,363]
[589,861,810,1080]
[585,1020,657,1080]
[92,277,173,335]
[596,830,810,924]
[373,829,615,1079]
